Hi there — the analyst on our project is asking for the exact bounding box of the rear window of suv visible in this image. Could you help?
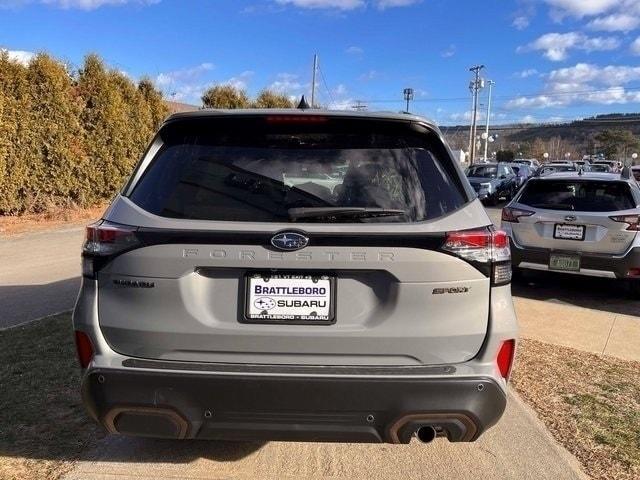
[518,179,636,212]
[128,117,467,223]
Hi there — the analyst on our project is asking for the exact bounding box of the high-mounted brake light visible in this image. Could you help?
[442,228,512,285]
[82,221,139,278]
[497,339,515,380]
[610,214,640,231]
[74,331,94,369]
[501,207,534,223]
[266,115,328,124]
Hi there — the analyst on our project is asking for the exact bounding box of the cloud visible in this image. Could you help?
[274,0,364,10]
[269,73,305,94]
[222,70,254,90]
[505,62,640,109]
[515,68,538,78]
[273,0,419,9]
[345,46,363,55]
[512,16,530,30]
[441,44,456,58]
[518,32,620,61]
[4,0,160,9]
[358,69,379,81]
[631,37,640,55]
[543,0,619,18]
[587,13,640,32]
[519,115,537,123]
[1,48,34,65]
[155,62,214,88]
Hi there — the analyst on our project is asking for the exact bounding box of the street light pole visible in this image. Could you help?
[403,88,414,113]
[483,80,495,162]
[468,65,484,165]
[311,54,318,108]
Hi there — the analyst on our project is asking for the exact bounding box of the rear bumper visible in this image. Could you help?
[82,367,507,444]
[510,240,640,279]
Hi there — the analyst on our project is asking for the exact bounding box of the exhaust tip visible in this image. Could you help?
[416,426,437,444]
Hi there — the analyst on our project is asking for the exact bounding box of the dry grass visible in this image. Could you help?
[0,313,104,480]
[0,203,107,237]
[512,338,640,480]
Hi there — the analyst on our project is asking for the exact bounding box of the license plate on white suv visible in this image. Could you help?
[245,273,335,324]
[554,224,585,241]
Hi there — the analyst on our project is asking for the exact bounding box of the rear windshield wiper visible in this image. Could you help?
[288,207,407,221]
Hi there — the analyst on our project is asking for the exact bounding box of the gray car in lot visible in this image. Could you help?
[73,109,518,445]
[502,170,640,295]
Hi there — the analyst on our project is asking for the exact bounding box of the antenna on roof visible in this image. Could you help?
[297,95,311,110]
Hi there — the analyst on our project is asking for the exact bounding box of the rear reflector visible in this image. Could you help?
[74,331,94,369]
[497,340,515,380]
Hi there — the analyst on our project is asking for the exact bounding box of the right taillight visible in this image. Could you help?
[610,214,640,231]
[74,331,94,369]
[501,207,534,223]
[442,228,512,285]
[82,221,139,278]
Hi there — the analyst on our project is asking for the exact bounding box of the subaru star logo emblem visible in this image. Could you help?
[271,232,309,251]
[565,215,577,222]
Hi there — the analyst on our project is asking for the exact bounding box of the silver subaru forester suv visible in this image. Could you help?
[73,110,518,444]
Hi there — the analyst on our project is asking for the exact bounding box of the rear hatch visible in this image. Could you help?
[510,177,638,255]
[91,114,496,366]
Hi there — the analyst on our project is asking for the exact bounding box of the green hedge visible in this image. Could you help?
[0,52,168,215]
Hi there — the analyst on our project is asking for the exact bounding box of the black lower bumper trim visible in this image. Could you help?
[511,242,640,279]
[82,368,507,444]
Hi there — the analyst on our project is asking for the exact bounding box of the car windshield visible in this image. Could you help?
[539,165,576,175]
[467,165,497,178]
[129,126,466,223]
[519,180,636,212]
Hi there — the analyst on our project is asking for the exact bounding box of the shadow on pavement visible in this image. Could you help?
[512,270,640,317]
[0,277,81,328]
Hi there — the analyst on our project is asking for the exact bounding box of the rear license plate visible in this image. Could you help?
[554,224,585,241]
[244,273,335,324]
[549,254,581,272]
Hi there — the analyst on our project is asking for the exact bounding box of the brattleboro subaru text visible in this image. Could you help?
[73,109,518,445]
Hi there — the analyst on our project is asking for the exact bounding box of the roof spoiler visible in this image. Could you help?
[621,166,632,179]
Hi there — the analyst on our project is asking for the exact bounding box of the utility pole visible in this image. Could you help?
[483,80,495,162]
[352,100,367,111]
[311,54,318,108]
[468,65,484,165]
[403,88,414,113]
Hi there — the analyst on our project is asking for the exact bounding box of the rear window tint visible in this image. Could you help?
[518,180,636,212]
[128,122,466,223]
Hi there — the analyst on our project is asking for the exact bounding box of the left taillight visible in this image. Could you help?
[82,221,139,278]
[497,339,516,380]
[74,331,94,369]
[442,228,512,285]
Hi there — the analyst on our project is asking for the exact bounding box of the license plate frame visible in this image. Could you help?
[242,272,336,325]
[553,223,586,241]
[549,253,581,272]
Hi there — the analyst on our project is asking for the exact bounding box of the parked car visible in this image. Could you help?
[573,160,591,171]
[590,163,612,173]
[501,169,640,295]
[73,109,518,445]
[537,163,577,176]
[593,160,620,173]
[631,165,640,182]
[466,163,518,205]
[512,159,540,170]
[506,163,535,189]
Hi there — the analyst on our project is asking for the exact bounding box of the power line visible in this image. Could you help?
[317,63,335,107]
